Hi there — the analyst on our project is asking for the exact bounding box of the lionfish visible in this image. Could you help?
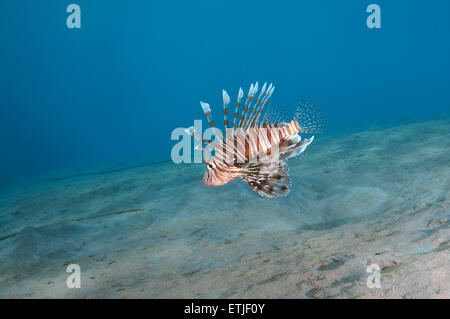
[185,82,326,198]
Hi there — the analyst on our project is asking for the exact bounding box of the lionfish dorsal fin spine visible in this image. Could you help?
[238,82,260,129]
[232,87,244,131]
[185,126,221,151]
[200,101,214,127]
[237,83,253,128]
[222,90,230,129]
[247,82,271,129]
[249,83,274,129]
[200,101,223,147]
[242,82,262,129]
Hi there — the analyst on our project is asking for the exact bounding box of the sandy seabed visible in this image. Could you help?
[0,119,449,298]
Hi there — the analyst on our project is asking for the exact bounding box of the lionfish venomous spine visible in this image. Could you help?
[185,82,326,198]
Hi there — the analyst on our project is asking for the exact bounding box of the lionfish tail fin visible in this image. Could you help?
[294,99,327,134]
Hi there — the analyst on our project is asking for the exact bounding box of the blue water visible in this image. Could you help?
[1,0,449,192]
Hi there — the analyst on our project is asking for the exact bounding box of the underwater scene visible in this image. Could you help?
[0,0,449,299]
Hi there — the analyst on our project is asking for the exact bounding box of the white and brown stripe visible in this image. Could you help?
[209,119,301,178]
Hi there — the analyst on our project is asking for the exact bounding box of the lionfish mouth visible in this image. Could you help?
[202,174,221,186]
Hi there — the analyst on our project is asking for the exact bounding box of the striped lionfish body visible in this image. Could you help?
[185,82,326,198]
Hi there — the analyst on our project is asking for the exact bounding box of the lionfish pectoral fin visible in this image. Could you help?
[241,161,291,198]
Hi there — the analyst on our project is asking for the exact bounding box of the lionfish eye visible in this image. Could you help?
[208,164,213,169]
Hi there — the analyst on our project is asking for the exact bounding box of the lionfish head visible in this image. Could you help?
[202,160,235,186]
[203,161,221,186]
